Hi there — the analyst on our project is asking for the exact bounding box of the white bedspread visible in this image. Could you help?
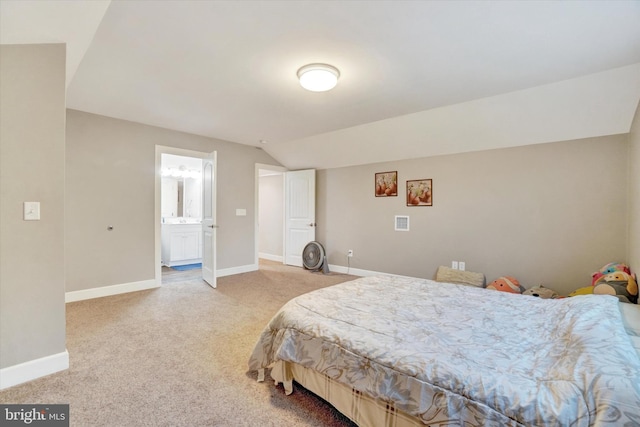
[248,275,640,426]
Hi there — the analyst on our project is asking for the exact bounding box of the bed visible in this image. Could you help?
[248,275,640,426]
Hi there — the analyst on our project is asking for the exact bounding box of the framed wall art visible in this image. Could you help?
[375,171,398,197]
[406,179,432,206]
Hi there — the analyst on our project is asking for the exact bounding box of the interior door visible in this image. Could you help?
[202,151,217,287]
[284,169,316,267]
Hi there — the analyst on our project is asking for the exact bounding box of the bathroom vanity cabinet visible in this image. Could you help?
[161,224,202,267]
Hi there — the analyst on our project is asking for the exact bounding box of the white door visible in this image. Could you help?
[285,169,316,267]
[202,151,217,287]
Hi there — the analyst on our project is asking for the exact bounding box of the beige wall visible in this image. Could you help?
[317,135,629,296]
[65,110,280,292]
[0,44,67,368]
[629,101,640,271]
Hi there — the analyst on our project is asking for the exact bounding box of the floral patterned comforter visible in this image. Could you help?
[248,275,640,426]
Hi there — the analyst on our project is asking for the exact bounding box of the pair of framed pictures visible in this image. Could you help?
[375,171,432,206]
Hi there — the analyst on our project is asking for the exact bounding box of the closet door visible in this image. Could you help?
[284,169,315,267]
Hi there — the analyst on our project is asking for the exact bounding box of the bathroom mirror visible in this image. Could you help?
[161,154,203,220]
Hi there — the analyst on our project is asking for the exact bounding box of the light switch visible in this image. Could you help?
[24,202,40,221]
[236,209,247,216]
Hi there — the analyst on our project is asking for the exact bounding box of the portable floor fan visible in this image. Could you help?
[302,241,330,274]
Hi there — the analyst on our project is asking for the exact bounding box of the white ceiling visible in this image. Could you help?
[2,0,640,169]
[0,0,110,87]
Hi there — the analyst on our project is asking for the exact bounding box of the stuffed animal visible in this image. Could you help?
[486,276,524,294]
[591,262,631,286]
[593,271,638,304]
[523,285,559,299]
[568,286,594,297]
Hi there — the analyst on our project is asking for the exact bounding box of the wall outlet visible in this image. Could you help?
[451,261,458,269]
[347,249,353,257]
[459,261,466,271]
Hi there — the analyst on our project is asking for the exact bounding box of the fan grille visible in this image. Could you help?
[302,241,325,270]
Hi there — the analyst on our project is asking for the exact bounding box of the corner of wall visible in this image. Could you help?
[0,43,67,383]
[627,100,640,271]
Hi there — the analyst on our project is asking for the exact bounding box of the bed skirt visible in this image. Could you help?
[264,360,425,427]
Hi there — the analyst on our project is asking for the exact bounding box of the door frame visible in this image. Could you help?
[254,163,287,266]
[155,145,213,285]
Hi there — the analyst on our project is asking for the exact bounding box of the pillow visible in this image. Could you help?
[435,266,485,288]
[630,336,640,357]
[619,302,640,337]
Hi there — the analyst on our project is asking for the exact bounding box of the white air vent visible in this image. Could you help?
[395,215,409,231]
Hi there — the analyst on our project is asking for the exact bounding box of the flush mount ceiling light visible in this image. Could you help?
[297,63,340,92]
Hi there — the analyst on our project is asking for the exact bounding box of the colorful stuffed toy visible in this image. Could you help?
[568,286,594,297]
[486,276,524,294]
[522,285,559,299]
[593,271,638,304]
[591,262,631,286]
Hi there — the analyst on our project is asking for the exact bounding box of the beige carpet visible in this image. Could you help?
[0,260,359,426]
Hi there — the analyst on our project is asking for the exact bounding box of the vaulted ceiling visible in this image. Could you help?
[2,0,640,169]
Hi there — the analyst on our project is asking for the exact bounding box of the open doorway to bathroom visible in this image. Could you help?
[160,153,203,277]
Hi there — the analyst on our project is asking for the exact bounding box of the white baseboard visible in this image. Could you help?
[65,279,159,303]
[328,264,416,279]
[217,263,259,277]
[67,263,379,303]
[65,265,266,302]
[0,350,69,390]
[258,253,283,262]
